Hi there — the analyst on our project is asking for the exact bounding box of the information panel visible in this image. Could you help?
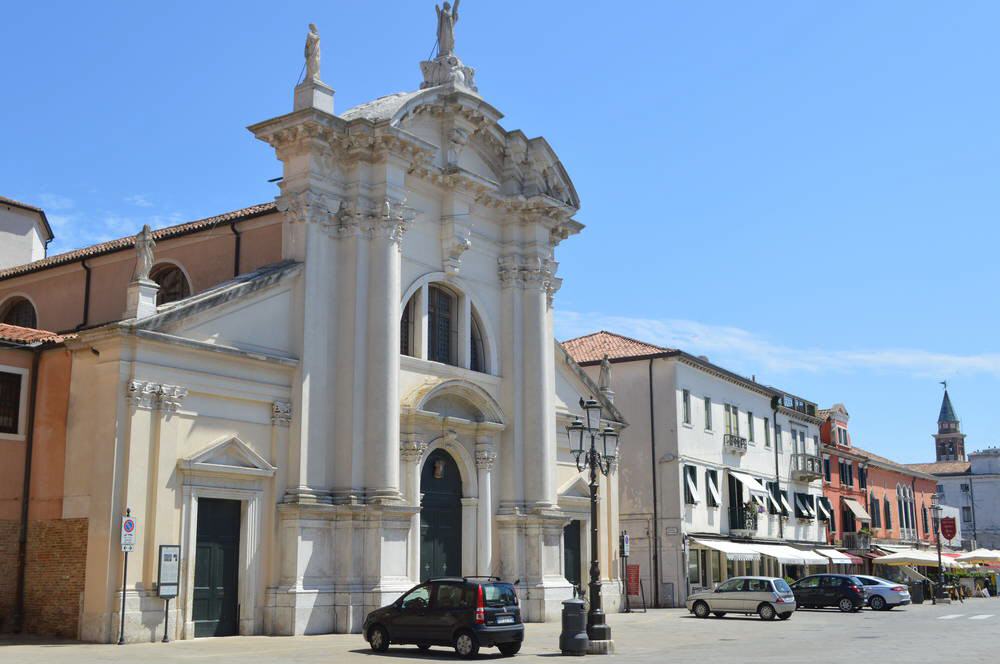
[157,545,181,598]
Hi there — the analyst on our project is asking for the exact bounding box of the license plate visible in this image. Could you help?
[496,615,515,624]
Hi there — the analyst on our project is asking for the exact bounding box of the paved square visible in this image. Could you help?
[2,600,998,664]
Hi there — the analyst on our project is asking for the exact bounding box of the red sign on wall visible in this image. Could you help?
[941,516,957,541]
[626,564,641,596]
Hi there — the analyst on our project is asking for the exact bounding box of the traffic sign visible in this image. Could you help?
[121,514,137,552]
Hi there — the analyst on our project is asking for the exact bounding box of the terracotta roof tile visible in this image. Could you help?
[0,323,75,345]
[0,202,277,281]
[905,461,971,475]
[561,330,674,365]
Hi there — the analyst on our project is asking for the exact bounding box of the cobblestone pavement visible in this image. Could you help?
[2,600,998,664]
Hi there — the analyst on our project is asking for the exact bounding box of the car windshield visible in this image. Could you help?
[483,583,518,607]
[772,579,792,593]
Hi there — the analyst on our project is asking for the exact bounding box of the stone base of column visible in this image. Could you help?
[586,640,616,655]
[496,510,573,623]
[91,589,183,644]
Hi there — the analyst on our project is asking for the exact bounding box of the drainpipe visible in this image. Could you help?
[229,220,242,278]
[74,259,92,331]
[770,396,783,539]
[647,358,660,608]
[967,471,978,547]
[12,346,42,632]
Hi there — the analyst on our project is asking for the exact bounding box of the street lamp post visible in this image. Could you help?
[931,494,945,603]
[566,397,619,646]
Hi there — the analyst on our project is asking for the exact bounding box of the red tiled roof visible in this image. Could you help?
[851,445,937,478]
[0,202,278,281]
[1,195,53,241]
[0,323,75,345]
[905,461,972,475]
[561,330,674,365]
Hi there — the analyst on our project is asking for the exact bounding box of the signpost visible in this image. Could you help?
[118,508,137,645]
[157,545,180,642]
[619,531,631,612]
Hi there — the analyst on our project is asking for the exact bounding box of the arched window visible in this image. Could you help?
[150,263,191,305]
[400,297,415,357]
[1,298,37,328]
[470,312,486,373]
[428,285,457,365]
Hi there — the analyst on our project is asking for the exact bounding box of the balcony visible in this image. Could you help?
[728,503,758,537]
[842,531,871,551]
[724,433,748,454]
[791,453,823,481]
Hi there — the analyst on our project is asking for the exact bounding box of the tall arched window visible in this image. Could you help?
[470,312,486,373]
[1,298,37,328]
[150,263,191,305]
[428,285,457,365]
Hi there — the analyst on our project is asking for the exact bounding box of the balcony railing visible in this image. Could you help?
[728,503,758,535]
[791,453,823,481]
[724,433,748,454]
[842,531,871,551]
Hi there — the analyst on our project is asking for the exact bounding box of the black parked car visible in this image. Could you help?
[789,574,866,612]
[364,577,524,658]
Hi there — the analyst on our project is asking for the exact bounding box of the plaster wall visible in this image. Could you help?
[0,205,46,270]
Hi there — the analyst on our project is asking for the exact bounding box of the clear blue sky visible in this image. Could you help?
[3,1,998,463]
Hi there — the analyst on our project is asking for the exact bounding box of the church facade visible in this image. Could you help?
[0,12,623,642]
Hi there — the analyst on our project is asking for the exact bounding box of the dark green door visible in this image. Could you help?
[564,521,582,590]
[193,498,240,637]
[420,449,462,581]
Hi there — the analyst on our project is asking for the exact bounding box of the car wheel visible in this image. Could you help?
[454,630,480,659]
[712,612,727,618]
[838,598,855,613]
[498,642,521,657]
[693,601,710,619]
[369,625,390,652]
[758,603,776,621]
[870,595,887,611]
[777,612,792,621]
[417,644,431,651]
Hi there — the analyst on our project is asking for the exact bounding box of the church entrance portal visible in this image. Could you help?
[420,448,462,581]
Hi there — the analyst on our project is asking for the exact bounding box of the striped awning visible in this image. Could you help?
[843,497,872,522]
[693,538,761,562]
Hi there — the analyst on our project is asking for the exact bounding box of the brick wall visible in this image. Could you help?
[23,518,88,638]
[0,519,19,632]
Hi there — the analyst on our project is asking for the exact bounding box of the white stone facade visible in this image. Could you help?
[935,448,1000,550]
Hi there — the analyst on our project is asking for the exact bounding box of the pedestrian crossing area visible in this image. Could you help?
[937,613,994,620]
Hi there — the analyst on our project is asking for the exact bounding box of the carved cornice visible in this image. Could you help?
[127,380,188,412]
[272,400,292,427]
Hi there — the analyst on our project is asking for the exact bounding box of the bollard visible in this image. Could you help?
[559,598,589,656]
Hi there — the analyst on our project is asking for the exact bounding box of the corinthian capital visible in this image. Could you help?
[400,437,428,463]
[276,190,338,226]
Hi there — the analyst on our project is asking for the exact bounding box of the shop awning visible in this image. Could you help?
[693,538,761,562]
[729,471,770,501]
[842,497,872,522]
[816,548,854,565]
[840,550,864,565]
[746,544,824,565]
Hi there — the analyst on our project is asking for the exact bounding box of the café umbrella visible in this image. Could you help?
[876,550,962,568]
[955,548,1000,564]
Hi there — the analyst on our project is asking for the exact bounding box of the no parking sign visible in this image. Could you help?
[121,514,137,552]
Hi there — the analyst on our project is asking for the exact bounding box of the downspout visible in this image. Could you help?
[230,220,242,278]
[647,358,660,608]
[12,345,42,632]
[770,396,783,539]
[967,470,978,546]
[75,259,92,330]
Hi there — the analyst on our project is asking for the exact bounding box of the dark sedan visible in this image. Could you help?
[790,574,866,612]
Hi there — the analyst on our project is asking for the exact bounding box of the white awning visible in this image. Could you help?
[747,544,829,566]
[707,473,721,505]
[685,472,701,504]
[779,493,793,514]
[816,498,831,520]
[843,497,872,522]
[729,471,770,501]
[693,538,760,562]
[817,548,853,565]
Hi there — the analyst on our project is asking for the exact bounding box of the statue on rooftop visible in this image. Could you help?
[304,23,321,82]
[435,1,460,57]
[132,225,156,282]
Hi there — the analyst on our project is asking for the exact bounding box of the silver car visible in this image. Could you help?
[854,575,912,610]
[686,576,797,621]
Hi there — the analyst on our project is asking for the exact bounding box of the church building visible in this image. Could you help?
[0,9,624,642]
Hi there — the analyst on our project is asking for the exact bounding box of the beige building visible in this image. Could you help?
[0,12,624,643]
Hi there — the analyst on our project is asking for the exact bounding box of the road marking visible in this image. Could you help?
[937,614,964,620]
[969,614,994,620]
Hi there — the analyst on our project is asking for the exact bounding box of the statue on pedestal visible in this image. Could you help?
[132,225,156,282]
[435,1,460,57]
[305,23,321,82]
[421,0,477,91]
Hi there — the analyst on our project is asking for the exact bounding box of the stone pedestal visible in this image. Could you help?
[124,278,159,319]
[293,79,334,113]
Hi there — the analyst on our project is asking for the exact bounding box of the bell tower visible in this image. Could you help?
[934,386,966,461]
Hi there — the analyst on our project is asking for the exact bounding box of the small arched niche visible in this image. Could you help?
[151,262,191,305]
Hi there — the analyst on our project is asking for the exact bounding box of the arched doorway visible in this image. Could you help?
[420,448,462,581]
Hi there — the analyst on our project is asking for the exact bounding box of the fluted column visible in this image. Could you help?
[476,437,496,575]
